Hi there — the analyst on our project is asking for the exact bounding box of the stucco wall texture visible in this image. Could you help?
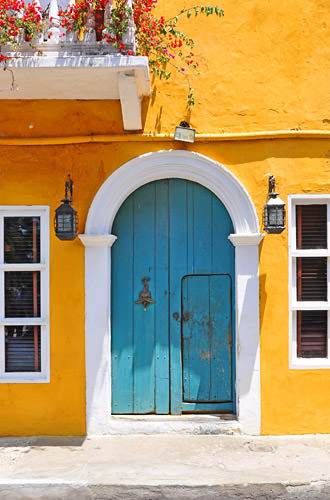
[0,0,329,435]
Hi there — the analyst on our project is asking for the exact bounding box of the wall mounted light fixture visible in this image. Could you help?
[54,175,79,240]
[263,175,286,234]
[174,121,196,143]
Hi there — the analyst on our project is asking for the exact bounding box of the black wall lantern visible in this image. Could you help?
[263,175,286,234]
[54,175,79,240]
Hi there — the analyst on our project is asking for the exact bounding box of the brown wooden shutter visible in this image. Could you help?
[4,217,41,372]
[296,205,328,358]
[296,258,327,301]
[297,311,327,358]
[296,204,327,249]
[5,326,41,372]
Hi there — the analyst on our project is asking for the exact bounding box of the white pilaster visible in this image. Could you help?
[79,234,117,434]
[229,233,264,434]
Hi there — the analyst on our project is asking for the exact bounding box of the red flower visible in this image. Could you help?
[0,54,10,63]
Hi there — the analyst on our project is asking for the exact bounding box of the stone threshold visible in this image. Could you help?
[104,414,241,435]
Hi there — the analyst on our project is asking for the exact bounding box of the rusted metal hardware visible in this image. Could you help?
[135,277,156,311]
[268,175,276,195]
[65,174,74,201]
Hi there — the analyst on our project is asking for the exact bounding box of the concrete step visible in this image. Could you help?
[1,482,330,499]
[0,434,329,499]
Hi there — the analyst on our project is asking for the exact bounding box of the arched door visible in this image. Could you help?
[111,179,235,414]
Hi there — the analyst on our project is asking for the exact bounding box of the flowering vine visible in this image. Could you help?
[132,1,224,105]
[0,0,224,105]
[58,0,224,104]
[0,0,45,60]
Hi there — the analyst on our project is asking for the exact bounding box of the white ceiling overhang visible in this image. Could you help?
[0,49,150,130]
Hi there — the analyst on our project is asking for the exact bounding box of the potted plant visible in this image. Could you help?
[59,0,90,41]
[101,0,131,49]
[0,0,45,54]
[93,0,109,41]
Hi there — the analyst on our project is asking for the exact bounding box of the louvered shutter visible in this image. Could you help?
[296,258,327,302]
[296,205,327,249]
[296,205,328,358]
[297,311,327,358]
[5,327,41,372]
[3,217,41,372]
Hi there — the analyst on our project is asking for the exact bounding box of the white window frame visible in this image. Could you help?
[289,195,330,369]
[0,206,50,383]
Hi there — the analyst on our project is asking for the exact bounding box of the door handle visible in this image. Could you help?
[135,277,156,311]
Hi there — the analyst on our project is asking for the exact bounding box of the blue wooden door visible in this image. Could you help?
[111,179,235,414]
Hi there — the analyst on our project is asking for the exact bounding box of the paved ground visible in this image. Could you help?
[0,433,329,499]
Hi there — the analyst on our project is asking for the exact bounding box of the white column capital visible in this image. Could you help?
[228,233,265,246]
[79,234,117,247]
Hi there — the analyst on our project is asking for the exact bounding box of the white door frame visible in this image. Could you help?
[79,150,264,435]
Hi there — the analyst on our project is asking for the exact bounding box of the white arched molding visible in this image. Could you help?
[85,150,259,235]
[80,150,264,435]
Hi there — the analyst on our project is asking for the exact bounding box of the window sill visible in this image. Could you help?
[0,374,50,383]
[290,358,330,370]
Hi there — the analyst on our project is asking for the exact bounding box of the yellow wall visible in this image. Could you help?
[0,0,329,435]
[1,1,329,138]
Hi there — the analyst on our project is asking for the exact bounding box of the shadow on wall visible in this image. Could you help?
[259,273,267,332]
[259,236,267,332]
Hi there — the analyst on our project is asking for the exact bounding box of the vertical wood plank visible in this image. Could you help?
[211,195,235,274]
[111,195,134,413]
[169,179,187,414]
[181,276,190,399]
[209,274,232,401]
[193,184,212,273]
[186,181,194,274]
[182,275,211,401]
[133,183,156,413]
[155,180,170,414]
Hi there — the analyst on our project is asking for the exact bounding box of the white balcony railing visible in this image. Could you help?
[0,0,150,130]
[1,0,136,52]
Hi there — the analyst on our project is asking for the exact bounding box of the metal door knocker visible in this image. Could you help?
[135,277,156,311]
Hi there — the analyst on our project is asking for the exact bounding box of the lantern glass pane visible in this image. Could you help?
[276,208,285,225]
[268,208,278,225]
[57,214,73,232]
[263,208,268,225]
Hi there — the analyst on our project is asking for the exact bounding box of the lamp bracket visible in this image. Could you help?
[65,175,73,202]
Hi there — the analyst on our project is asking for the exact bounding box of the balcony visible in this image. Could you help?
[0,0,150,130]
